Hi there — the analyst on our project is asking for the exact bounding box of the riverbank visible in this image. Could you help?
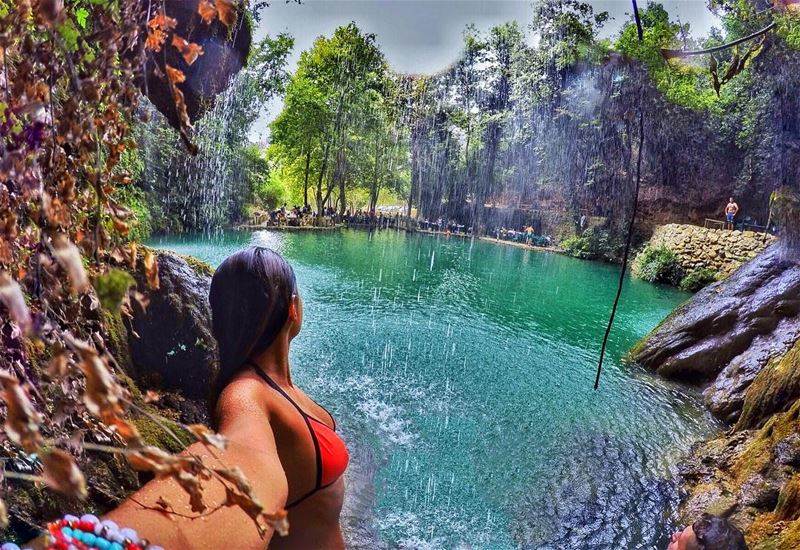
[630,243,800,549]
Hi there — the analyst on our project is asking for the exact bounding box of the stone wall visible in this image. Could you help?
[646,223,776,277]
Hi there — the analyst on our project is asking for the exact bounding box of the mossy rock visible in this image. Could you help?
[737,341,800,430]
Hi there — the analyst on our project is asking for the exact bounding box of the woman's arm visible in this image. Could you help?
[101,380,288,550]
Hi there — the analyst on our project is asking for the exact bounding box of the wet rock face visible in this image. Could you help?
[128,251,217,401]
[632,244,800,422]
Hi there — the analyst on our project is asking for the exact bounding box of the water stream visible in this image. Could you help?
[150,229,718,549]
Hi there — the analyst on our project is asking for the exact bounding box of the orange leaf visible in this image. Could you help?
[145,29,167,52]
[216,0,237,27]
[0,371,43,452]
[189,424,228,450]
[165,65,186,85]
[0,498,7,529]
[41,449,87,500]
[148,13,177,31]
[144,389,160,403]
[0,271,31,331]
[143,249,160,290]
[172,35,204,66]
[52,233,90,294]
[197,0,217,24]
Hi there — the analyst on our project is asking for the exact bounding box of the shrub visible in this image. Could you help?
[561,228,627,263]
[633,245,683,285]
[679,268,718,292]
[561,235,591,259]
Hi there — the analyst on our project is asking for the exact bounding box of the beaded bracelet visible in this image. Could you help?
[1,514,165,550]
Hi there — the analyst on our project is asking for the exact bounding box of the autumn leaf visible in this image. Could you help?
[189,424,228,450]
[0,497,7,529]
[41,448,88,500]
[143,249,160,290]
[0,271,32,331]
[0,370,43,452]
[197,0,217,24]
[172,35,204,66]
[52,233,90,294]
[144,389,160,403]
[165,65,186,85]
[146,28,168,52]
[177,470,207,513]
[107,416,142,446]
[47,351,70,377]
[216,0,237,27]
[148,13,178,31]
[69,338,125,419]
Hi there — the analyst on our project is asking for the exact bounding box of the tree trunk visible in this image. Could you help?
[303,148,311,208]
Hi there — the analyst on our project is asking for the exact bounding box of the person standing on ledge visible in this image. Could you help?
[725,197,739,230]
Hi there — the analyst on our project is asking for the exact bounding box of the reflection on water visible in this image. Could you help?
[151,229,718,549]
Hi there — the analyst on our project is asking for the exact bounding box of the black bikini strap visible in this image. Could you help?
[248,361,323,501]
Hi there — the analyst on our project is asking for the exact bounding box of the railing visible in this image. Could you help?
[704,218,725,229]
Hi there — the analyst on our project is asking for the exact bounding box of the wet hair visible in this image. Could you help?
[208,246,297,420]
[692,514,748,550]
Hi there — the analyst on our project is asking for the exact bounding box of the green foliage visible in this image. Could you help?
[94,269,136,312]
[614,3,716,110]
[269,23,408,215]
[633,245,683,285]
[776,13,800,50]
[561,235,591,259]
[679,268,718,292]
[561,228,626,263]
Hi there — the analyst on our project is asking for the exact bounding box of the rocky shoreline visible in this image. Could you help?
[631,243,800,548]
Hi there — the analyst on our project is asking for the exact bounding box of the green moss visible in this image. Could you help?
[737,341,800,430]
[179,254,214,277]
[95,268,136,312]
[132,413,191,454]
[679,267,718,292]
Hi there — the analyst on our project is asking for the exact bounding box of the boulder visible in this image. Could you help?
[631,244,800,409]
[127,250,217,401]
[138,0,252,132]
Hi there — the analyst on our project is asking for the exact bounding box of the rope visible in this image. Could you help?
[594,1,645,390]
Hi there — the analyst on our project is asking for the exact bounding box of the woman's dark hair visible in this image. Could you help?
[208,246,296,421]
[692,514,748,550]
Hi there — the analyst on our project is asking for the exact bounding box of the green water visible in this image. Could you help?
[150,229,717,549]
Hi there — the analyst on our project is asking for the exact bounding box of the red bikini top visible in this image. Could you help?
[250,365,350,507]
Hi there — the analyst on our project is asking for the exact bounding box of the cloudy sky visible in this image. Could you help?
[249,1,721,140]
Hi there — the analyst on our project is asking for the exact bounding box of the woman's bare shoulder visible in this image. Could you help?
[217,372,274,421]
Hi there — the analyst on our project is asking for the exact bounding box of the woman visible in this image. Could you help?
[69,247,348,549]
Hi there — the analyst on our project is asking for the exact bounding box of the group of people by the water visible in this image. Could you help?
[494,224,552,248]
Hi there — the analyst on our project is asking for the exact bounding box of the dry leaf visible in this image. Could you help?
[69,338,125,419]
[143,249,160,290]
[0,271,32,330]
[47,351,70,377]
[177,470,206,513]
[165,65,186,85]
[52,233,90,294]
[0,370,43,452]
[216,0,237,27]
[148,13,177,31]
[0,497,7,529]
[144,390,161,403]
[172,35,204,66]
[107,416,142,446]
[189,424,228,450]
[197,0,217,23]
[41,448,87,500]
[156,495,172,511]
